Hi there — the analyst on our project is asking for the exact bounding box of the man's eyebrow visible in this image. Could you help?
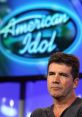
[48,71,55,74]
[48,72,71,76]
[59,72,72,77]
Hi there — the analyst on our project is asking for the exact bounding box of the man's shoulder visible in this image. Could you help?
[31,108,44,115]
[64,98,82,117]
[70,97,82,110]
[74,97,82,105]
[30,105,53,117]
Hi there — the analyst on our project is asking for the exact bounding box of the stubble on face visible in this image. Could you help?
[47,63,75,100]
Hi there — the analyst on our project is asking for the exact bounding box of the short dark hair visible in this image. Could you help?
[48,52,80,79]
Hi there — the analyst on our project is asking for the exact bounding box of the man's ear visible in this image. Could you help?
[73,78,79,89]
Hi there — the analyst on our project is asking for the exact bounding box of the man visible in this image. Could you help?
[30,52,82,117]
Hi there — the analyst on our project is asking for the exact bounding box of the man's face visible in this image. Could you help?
[47,63,78,99]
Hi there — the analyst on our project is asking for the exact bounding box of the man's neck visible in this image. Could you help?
[54,92,77,107]
[53,93,77,117]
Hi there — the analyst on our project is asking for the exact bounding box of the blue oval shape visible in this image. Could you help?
[0,4,82,64]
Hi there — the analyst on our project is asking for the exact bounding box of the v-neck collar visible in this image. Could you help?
[45,97,80,117]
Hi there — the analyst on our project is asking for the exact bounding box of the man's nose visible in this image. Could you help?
[52,74,60,83]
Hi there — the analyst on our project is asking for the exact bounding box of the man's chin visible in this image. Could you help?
[52,94,62,99]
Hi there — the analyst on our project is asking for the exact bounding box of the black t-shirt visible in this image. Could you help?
[30,97,82,117]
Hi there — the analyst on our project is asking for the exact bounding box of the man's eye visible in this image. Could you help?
[60,73,69,77]
[48,72,55,76]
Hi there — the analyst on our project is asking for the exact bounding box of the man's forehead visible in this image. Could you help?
[48,63,72,72]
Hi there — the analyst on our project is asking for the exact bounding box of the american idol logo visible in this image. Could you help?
[0,4,82,63]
